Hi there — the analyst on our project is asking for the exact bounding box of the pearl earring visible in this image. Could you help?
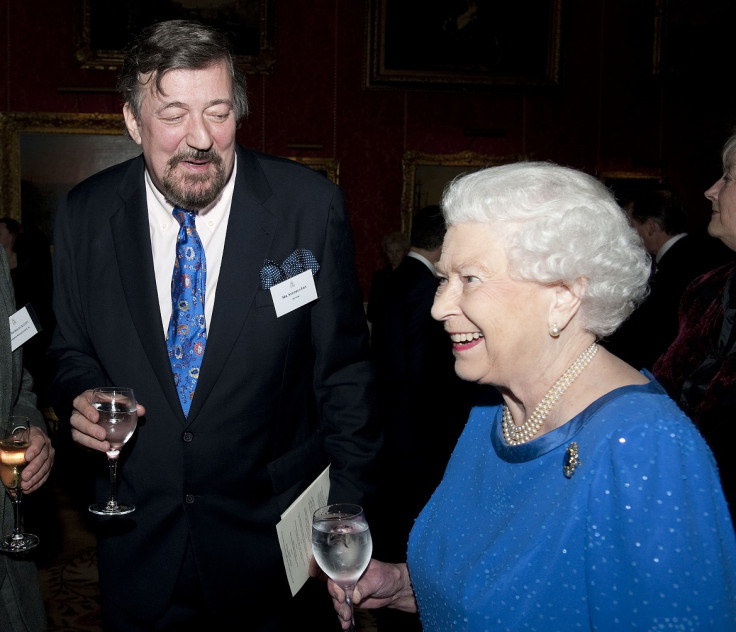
[550,323,560,338]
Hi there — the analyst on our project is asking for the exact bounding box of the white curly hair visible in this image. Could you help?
[440,161,651,337]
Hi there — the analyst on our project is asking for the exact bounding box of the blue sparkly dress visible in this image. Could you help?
[407,374,736,631]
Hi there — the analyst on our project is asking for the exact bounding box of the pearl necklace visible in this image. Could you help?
[502,343,598,445]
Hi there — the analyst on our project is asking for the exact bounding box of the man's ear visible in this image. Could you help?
[548,279,585,334]
[123,104,143,145]
[644,218,661,237]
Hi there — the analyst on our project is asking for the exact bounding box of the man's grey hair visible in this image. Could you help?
[117,19,249,124]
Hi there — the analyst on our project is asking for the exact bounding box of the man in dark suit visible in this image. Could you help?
[49,20,378,631]
[605,187,733,370]
[371,206,475,558]
[0,248,54,631]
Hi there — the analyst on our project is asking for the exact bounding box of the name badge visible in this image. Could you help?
[269,270,319,317]
[9,304,41,352]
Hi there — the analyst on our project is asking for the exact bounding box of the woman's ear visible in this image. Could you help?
[548,279,585,335]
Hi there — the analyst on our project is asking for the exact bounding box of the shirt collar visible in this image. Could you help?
[407,250,437,276]
[656,232,687,263]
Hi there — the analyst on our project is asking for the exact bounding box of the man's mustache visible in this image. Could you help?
[168,150,223,167]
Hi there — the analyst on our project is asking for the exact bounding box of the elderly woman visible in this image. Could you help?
[320,162,736,630]
[654,134,736,517]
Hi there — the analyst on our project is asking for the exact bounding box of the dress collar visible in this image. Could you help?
[491,370,661,463]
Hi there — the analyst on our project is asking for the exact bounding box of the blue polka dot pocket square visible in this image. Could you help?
[260,249,320,290]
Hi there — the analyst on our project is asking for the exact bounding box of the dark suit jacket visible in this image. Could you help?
[605,233,733,370]
[372,256,457,402]
[49,147,378,628]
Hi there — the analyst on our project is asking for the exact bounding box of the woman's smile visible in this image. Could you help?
[449,331,484,351]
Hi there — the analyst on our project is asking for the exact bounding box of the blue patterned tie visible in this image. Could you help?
[167,207,207,416]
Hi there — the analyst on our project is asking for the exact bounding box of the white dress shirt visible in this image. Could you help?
[146,157,236,335]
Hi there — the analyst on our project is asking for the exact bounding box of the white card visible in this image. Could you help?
[9,305,40,352]
[269,270,318,317]
[276,465,331,596]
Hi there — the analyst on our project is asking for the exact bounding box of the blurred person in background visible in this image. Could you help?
[654,133,736,519]
[366,231,409,332]
[605,187,731,370]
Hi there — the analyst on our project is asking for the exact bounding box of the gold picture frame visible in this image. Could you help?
[401,151,524,234]
[75,0,276,73]
[0,112,136,241]
[368,0,562,88]
[286,157,340,185]
[601,170,663,206]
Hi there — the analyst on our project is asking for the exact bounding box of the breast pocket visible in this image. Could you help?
[255,289,274,309]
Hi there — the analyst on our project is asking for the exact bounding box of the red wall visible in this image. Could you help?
[2,0,734,297]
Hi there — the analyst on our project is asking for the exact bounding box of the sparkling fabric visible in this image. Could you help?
[407,373,736,631]
[260,249,320,289]
[167,208,207,416]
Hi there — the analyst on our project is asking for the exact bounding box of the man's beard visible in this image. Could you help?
[162,149,227,210]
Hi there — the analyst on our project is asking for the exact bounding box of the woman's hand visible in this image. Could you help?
[327,559,418,629]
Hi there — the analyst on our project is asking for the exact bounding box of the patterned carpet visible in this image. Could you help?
[39,546,101,632]
[29,441,103,632]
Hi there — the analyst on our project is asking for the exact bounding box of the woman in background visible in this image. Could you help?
[654,133,736,518]
[366,231,410,331]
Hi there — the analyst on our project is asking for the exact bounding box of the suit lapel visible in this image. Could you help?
[0,250,15,421]
[186,150,279,421]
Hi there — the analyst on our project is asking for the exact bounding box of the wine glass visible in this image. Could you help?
[89,387,138,516]
[312,503,373,631]
[0,415,39,552]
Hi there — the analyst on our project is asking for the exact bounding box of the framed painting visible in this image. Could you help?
[0,112,140,244]
[601,171,663,207]
[400,150,524,234]
[367,0,562,88]
[75,0,276,73]
[287,157,340,185]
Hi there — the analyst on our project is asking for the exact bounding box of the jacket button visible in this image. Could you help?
[183,432,193,442]
[185,494,195,504]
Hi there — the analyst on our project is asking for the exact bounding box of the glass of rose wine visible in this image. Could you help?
[0,415,39,552]
[312,504,372,632]
[89,387,138,516]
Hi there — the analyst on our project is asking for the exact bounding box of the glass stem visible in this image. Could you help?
[107,457,119,508]
[11,493,24,539]
[344,584,356,632]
